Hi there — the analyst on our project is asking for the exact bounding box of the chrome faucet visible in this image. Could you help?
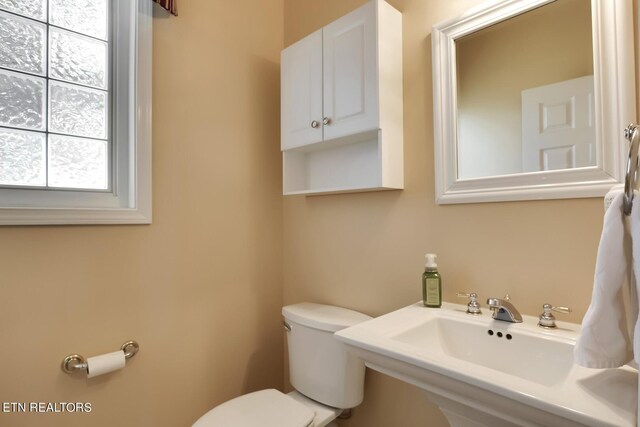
[486,295,523,323]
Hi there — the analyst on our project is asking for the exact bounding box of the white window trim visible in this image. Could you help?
[0,0,152,225]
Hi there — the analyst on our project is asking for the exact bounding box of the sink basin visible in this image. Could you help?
[393,315,574,387]
[335,302,638,427]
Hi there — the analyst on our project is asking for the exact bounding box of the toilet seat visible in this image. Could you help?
[192,389,315,427]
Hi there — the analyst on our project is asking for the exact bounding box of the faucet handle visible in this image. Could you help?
[538,303,572,328]
[457,292,481,315]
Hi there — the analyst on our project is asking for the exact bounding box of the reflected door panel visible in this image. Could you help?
[521,75,595,172]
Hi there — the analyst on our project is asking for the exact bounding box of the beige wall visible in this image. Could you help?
[0,1,284,426]
[283,1,614,426]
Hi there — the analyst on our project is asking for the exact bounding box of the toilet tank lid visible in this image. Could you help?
[282,303,372,332]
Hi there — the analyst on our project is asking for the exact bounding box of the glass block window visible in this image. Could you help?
[0,0,109,190]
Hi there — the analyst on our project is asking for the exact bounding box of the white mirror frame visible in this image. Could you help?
[432,0,636,204]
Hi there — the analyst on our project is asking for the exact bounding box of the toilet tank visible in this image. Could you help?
[282,303,372,409]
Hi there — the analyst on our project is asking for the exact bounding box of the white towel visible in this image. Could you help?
[574,192,635,368]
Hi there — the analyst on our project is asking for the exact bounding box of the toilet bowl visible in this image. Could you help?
[192,303,372,427]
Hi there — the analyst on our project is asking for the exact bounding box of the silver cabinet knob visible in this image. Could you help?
[322,117,331,125]
[311,120,320,129]
[538,303,572,328]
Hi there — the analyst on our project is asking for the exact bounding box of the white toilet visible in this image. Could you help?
[193,303,372,427]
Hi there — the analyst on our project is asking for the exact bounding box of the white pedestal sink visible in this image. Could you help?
[335,302,638,427]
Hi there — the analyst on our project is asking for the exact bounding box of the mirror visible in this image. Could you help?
[432,0,636,204]
[457,0,594,179]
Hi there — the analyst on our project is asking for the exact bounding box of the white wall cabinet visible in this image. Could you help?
[281,0,403,195]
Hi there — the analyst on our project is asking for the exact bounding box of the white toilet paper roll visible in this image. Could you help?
[86,350,126,378]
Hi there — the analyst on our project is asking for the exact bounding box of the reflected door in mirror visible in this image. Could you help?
[522,75,595,172]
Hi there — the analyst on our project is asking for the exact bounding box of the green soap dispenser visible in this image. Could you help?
[422,253,442,307]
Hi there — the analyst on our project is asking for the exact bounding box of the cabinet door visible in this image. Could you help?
[281,29,323,150]
[322,2,378,141]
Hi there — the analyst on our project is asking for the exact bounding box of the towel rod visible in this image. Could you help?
[623,124,639,215]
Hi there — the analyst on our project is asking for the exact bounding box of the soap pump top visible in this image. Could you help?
[425,253,437,270]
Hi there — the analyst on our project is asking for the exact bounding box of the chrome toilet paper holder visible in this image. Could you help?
[61,340,139,374]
